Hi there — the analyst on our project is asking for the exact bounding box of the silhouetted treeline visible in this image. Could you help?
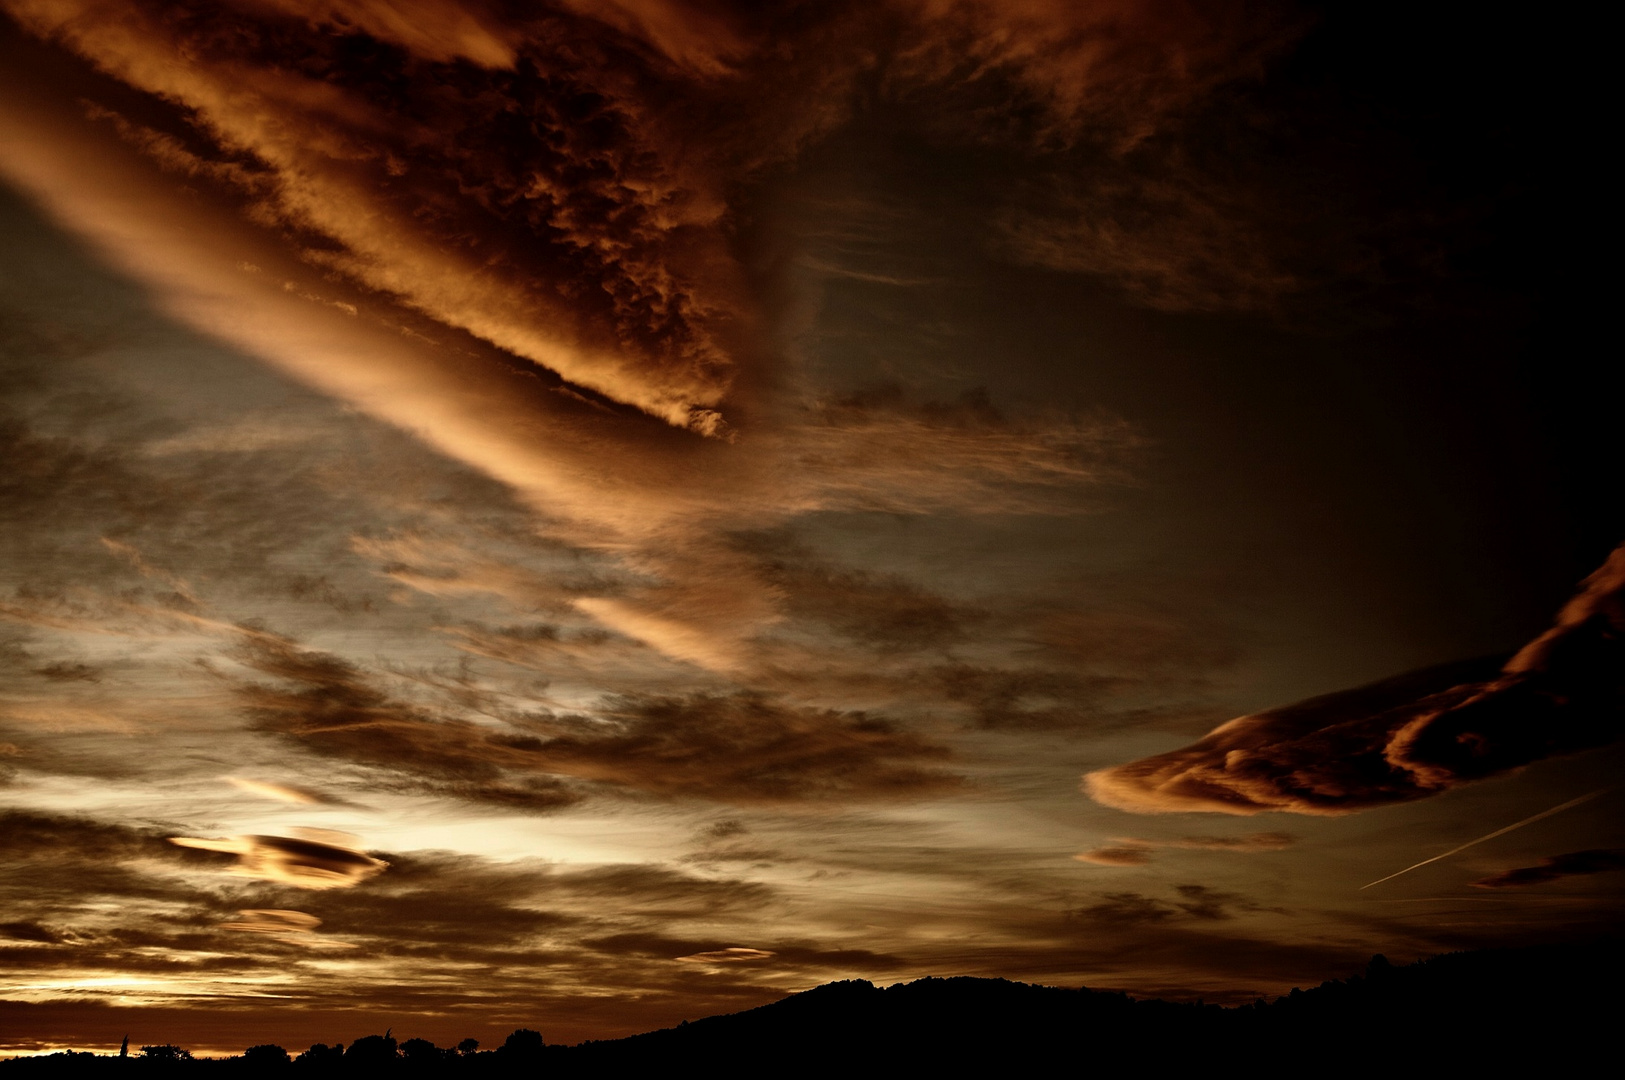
[6,942,1618,1074]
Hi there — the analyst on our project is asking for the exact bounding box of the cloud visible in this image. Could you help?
[1076,832,1293,866]
[32,661,100,682]
[168,829,387,890]
[0,4,1186,692]
[0,0,1321,443]
[224,777,344,806]
[770,389,1139,516]
[216,907,356,949]
[700,819,748,841]
[1074,846,1152,867]
[230,627,961,807]
[675,947,776,963]
[1084,545,1625,815]
[1070,883,1272,926]
[994,172,1303,314]
[228,630,586,811]
[1473,849,1625,890]
[1,0,763,430]
[1070,891,1175,926]
[0,809,213,868]
[1169,832,1295,852]
[536,693,962,803]
[0,810,818,1041]
[218,908,322,935]
[589,931,902,974]
[1,920,66,943]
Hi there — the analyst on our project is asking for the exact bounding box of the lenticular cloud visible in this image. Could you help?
[1085,545,1625,815]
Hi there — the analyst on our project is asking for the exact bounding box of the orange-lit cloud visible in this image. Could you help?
[218,908,355,948]
[675,947,775,963]
[0,0,1316,444]
[1085,545,1625,815]
[1075,846,1153,866]
[223,777,338,806]
[1,0,751,430]
[168,829,387,889]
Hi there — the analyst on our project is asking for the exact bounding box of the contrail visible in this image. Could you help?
[1359,788,1612,890]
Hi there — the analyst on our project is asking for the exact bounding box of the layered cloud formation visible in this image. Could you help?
[0,0,1314,433]
[1086,546,1625,815]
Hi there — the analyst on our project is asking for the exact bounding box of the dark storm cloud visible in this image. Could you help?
[235,629,960,805]
[4,0,832,429]
[3,0,1321,436]
[1086,545,1625,815]
[1473,850,1625,890]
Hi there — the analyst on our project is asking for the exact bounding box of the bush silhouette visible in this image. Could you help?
[243,1044,290,1067]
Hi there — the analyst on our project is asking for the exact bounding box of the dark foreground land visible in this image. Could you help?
[6,942,1619,1074]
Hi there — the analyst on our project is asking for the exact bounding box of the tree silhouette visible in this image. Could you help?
[456,1039,479,1056]
[293,1042,344,1068]
[499,1029,545,1060]
[344,1033,397,1067]
[139,1045,192,1062]
[243,1044,291,1068]
[399,1038,446,1065]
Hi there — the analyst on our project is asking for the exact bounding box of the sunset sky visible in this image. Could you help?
[1,0,1620,1057]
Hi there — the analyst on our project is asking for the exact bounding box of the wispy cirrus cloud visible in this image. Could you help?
[230,628,960,807]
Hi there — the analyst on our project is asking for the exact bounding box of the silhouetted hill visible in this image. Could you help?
[5,941,1618,1075]
[562,941,1619,1072]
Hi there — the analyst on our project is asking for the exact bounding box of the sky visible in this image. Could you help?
[1,0,1620,1057]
